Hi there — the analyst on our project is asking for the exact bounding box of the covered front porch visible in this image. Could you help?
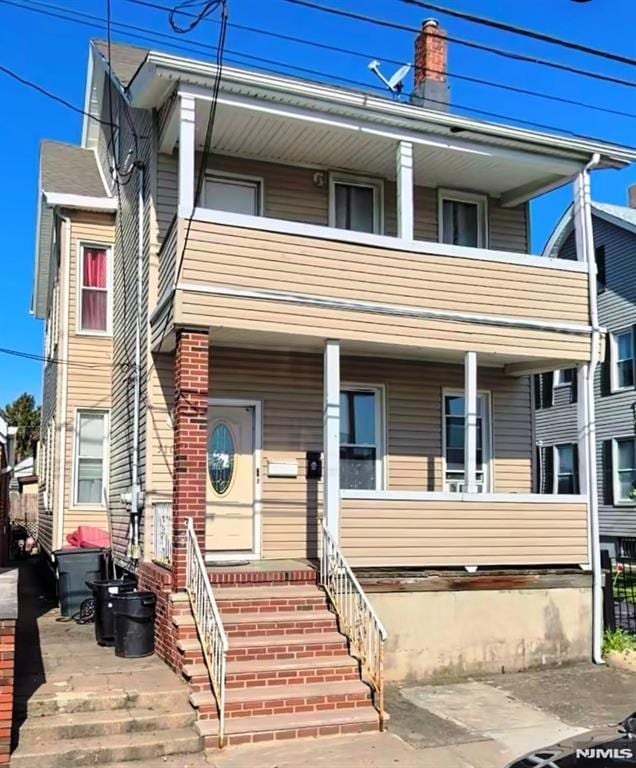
[148,333,592,580]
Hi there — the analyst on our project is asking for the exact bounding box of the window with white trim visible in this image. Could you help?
[555,443,578,494]
[74,411,108,506]
[330,174,383,235]
[443,392,491,492]
[339,387,384,490]
[43,419,54,512]
[439,190,487,248]
[79,245,110,333]
[203,174,262,216]
[614,438,636,504]
[611,328,635,391]
[554,368,575,387]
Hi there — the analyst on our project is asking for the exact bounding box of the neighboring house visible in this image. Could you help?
[536,194,636,555]
[31,21,636,745]
[33,140,115,557]
[0,419,16,565]
[9,455,38,533]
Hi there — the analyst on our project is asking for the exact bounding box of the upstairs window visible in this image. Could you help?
[79,245,109,333]
[614,438,636,504]
[443,391,491,492]
[554,368,575,387]
[555,444,578,494]
[330,175,383,235]
[610,328,636,392]
[340,387,384,490]
[439,190,487,248]
[203,174,262,216]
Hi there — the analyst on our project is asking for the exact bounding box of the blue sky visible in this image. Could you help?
[1,0,635,406]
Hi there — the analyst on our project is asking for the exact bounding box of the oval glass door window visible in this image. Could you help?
[208,422,235,495]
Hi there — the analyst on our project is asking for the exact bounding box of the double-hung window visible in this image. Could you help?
[614,438,636,504]
[439,190,487,248]
[79,245,110,333]
[555,444,578,494]
[203,174,262,216]
[330,175,383,235]
[554,368,575,387]
[611,328,635,391]
[74,410,108,506]
[339,387,383,490]
[443,392,491,492]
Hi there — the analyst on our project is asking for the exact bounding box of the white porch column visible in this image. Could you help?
[178,91,196,214]
[396,140,414,240]
[324,339,341,541]
[464,351,478,493]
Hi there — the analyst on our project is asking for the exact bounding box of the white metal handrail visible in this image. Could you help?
[152,502,173,566]
[185,517,228,748]
[320,519,388,729]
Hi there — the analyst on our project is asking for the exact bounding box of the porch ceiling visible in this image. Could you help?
[193,101,573,201]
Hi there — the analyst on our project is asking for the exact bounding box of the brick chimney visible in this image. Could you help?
[411,18,449,111]
[628,184,636,209]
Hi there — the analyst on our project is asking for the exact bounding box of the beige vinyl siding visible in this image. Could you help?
[340,498,589,567]
[62,212,114,539]
[160,152,528,248]
[203,347,533,559]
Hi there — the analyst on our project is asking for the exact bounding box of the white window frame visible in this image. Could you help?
[438,188,489,249]
[43,419,54,513]
[340,383,386,492]
[553,443,577,495]
[613,437,636,506]
[554,368,575,387]
[76,242,113,336]
[610,328,636,393]
[72,409,110,508]
[329,173,384,235]
[442,389,493,493]
[202,171,265,216]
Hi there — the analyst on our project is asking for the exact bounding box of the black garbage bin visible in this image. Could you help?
[54,547,109,618]
[89,579,136,646]
[112,591,156,658]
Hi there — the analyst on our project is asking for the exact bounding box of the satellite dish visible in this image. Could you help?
[368,60,412,95]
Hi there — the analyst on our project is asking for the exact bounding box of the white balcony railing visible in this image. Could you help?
[320,519,387,729]
[152,501,173,566]
[185,517,228,748]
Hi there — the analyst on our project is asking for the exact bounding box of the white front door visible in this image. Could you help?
[206,405,256,555]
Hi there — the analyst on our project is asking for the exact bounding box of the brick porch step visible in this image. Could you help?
[225,654,360,687]
[223,609,337,637]
[196,705,380,747]
[226,631,349,662]
[215,584,328,614]
[208,567,317,587]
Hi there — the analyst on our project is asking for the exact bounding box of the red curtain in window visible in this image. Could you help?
[81,248,107,330]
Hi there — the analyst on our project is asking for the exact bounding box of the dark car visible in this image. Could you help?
[506,714,636,767]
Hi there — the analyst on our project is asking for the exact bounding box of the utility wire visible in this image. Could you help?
[0,347,115,369]
[397,0,636,68]
[0,62,114,127]
[2,0,625,140]
[126,0,636,123]
[281,0,636,89]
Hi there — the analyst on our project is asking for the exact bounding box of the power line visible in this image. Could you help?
[126,0,636,123]
[2,0,623,140]
[0,62,114,127]
[281,0,636,89]
[397,0,636,68]
[0,347,115,369]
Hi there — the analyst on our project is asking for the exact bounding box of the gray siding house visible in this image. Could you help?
[536,193,636,551]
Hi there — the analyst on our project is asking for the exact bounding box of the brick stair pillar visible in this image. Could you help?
[172,329,209,590]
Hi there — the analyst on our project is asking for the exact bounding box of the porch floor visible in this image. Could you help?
[206,558,315,573]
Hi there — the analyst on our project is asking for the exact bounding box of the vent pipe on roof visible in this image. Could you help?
[628,184,636,209]
[411,19,449,111]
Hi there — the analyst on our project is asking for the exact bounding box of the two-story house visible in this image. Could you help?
[32,22,636,747]
[536,191,636,556]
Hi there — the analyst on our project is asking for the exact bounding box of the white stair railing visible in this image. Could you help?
[152,501,173,566]
[185,517,228,748]
[320,519,388,729]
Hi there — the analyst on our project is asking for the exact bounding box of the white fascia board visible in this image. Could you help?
[43,193,118,211]
[341,490,588,503]
[130,52,636,168]
[81,45,95,148]
[591,205,636,237]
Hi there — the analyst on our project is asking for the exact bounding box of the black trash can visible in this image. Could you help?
[54,547,109,618]
[112,591,156,658]
[89,579,136,646]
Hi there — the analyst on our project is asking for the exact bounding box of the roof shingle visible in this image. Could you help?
[92,39,149,89]
[40,140,108,198]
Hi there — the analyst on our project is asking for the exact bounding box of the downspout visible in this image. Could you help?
[128,161,145,560]
[580,153,603,664]
[55,214,71,553]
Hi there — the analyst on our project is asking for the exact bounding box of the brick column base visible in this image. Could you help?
[137,562,179,672]
[0,619,15,765]
[173,329,209,589]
